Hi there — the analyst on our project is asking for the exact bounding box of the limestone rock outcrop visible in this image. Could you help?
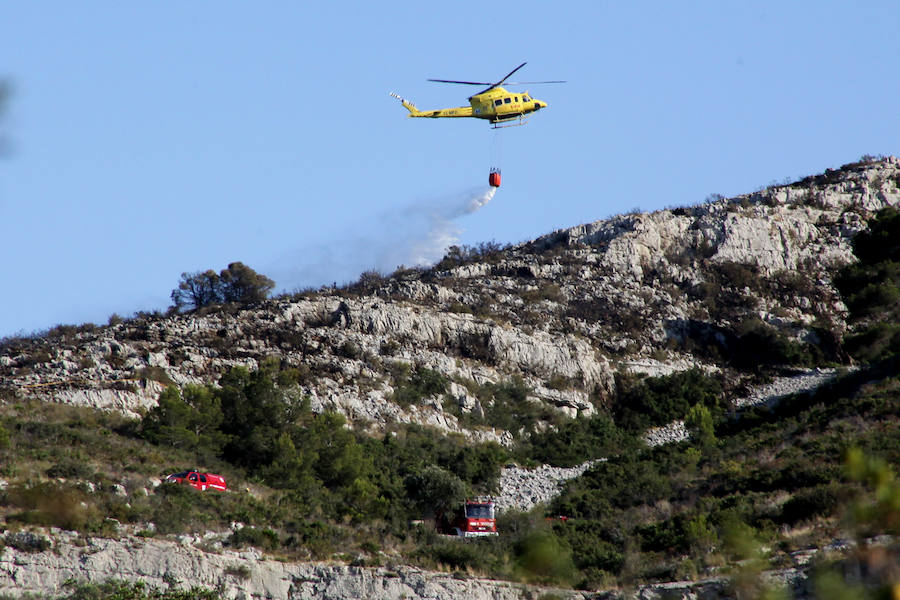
[3,158,899,442]
[0,535,585,600]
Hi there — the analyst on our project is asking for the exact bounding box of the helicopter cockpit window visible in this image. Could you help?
[494,99,503,107]
[504,97,511,104]
[523,94,531,101]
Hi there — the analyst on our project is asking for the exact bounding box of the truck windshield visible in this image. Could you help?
[465,504,494,519]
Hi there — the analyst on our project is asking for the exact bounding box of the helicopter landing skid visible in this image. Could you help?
[491,115,529,129]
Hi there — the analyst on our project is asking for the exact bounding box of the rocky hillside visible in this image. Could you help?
[2,156,900,599]
[3,156,899,439]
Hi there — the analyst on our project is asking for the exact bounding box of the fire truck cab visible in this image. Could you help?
[439,498,498,537]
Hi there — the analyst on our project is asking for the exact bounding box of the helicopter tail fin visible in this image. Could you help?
[390,92,421,116]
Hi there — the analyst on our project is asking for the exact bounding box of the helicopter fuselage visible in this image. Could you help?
[393,87,547,124]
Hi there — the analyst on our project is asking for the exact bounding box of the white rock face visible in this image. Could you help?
[0,532,842,599]
[0,536,586,600]
[496,460,604,513]
[50,384,164,419]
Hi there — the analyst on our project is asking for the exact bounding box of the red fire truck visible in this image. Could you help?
[438,498,498,537]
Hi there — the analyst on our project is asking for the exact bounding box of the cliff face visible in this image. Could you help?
[4,157,899,440]
[3,534,806,599]
[0,534,569,599]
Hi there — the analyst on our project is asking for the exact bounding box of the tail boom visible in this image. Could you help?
[390,92,473,119]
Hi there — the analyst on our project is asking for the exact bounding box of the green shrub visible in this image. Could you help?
[45,457,95,480]
[139,386,228,459]
[430,541,481,570]
[613,369,723,432]
[379,340,400,356]
[685,403,717,448]
[58,579,218,600]
[391,367,447,407]
[513,530,577,586]
[228,527,280,551]
[224,564,251,580]
[843,322,900,363]
[471,377,554,437]
[6,482,97,531]
[405,465,466,516]
[515,413,634,467]
[733,317,817,368]
[554,521,624,575]
[4,531,51,553]
[338,340,361,359]
[283,520,347,558]
[779,484,841,525]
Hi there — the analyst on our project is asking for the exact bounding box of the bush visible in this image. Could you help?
[554,520,624,576]
[58,579,219,600]
[283,520,346,558]
[429,541,481,570]
[732,318,815,368]
[515,413,635,467]
[405,465,466,516]
[45,457,95,480]
[514,530,577,586]
[6,482,97,531]
[779,484,841,525]
[224,564,251,580]
[613,369,723,432]
[4,531,51,553]
[228,527,280,551]
[391,367,447,407]
[338,340,361,359]
[844,323,900,363]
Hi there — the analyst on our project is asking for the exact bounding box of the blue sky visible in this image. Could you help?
[2,2,899,337]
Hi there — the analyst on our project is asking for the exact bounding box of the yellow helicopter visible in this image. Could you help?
[390,62,563,128]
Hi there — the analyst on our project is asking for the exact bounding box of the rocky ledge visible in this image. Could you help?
[0,533,841,599]
[0,534,584,600]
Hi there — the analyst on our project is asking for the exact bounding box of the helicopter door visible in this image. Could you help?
[492,98,503,118]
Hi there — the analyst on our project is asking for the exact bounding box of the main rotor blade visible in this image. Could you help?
[427,79,494,85]
[495,62,528,86]
[503,80,567,85]
[473,62,529,95]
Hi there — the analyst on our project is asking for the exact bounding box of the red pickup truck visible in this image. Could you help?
[164,470,227,492]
